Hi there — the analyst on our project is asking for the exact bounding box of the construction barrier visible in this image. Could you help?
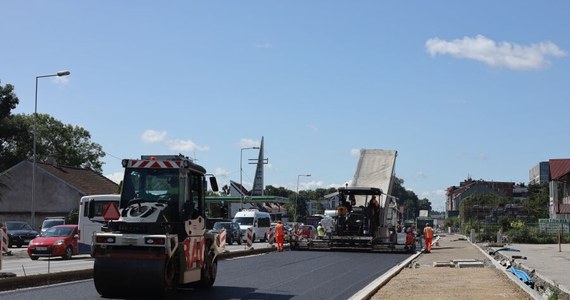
[268,227,275,245]
[246,227,253,250]
[219,228,226,251]
[0,226,10,269]
[0,227,3,270]
[1,227,9,254]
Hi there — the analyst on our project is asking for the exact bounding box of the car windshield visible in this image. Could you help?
[213,223,232,230]
[6,222,33,231]
[43,227,74,237]
[43,220,64,228]
[233,217,253,225]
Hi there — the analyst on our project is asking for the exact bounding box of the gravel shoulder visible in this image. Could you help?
[372,234,533,300]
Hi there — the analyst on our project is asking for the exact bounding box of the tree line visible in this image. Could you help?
[218,177,433,222]
[0,80,105,173]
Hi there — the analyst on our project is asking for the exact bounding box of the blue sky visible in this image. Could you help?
[3,1,569,211]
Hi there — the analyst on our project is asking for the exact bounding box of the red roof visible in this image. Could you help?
[549,159,570,181]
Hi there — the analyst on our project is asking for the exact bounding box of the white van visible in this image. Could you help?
[78,194,120,254]
[40,217,66,234]
[233,209,271,242]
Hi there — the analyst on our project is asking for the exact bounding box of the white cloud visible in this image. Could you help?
[420,189,447,211]
[350,148,360,157]
[416,171,428,179]
[239,138,260,148]
[448,98,467,105]
[213,167,231,178]
[254,43,272,48]
[426,34,567,70]
[308,124,320,133]
[329,179,352,189]
[54,76,70,85]
[105,172,123,184]
[166,139,210,152]
[141,130,167,143]
[304,180,324,190]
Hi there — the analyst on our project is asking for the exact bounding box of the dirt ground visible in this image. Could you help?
[372,234,533,300]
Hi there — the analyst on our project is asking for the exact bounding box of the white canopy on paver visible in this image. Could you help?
[350,149,397,207]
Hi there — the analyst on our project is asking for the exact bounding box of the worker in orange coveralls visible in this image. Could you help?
[406,228,415,252]
[275,220,285,252]
[423,223,434,253]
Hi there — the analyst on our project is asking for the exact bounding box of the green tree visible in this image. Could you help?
[443,216,460,230]
[0,81,19,121]
[525,183,549,220]
[459,193,507,224]
[0,81,23,171]
[392,177,430,220]
[1,81,106,173]
[418,198,432,212]
[264,185,291,197]
[1,113,105,172]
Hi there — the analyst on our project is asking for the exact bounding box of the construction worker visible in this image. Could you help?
[317,222,325,239]
[423,223,434,253]
[368,195,380,236]
[406,228,415,252]
[275,220,285,252]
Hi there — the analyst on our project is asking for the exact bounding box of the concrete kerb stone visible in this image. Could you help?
[469,237,542,299]
[456,261,485,268]
[348,251,422,300]
[0,269,93,292]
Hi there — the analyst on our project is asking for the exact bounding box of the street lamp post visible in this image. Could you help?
[31,70,70,228]
[294,174,311,222]
[240,146,260,210]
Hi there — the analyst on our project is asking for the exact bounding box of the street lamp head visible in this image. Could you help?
[57,70,71,77]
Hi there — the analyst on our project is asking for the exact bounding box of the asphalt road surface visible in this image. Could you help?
[0,250,410,300]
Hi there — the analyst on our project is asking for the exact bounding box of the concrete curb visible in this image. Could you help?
[0,269,93,292]
[348,251,422,300]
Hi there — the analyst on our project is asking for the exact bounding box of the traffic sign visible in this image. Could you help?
[103,202,120,221]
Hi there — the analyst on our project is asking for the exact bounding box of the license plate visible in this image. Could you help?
[24,240,31,243]
[36,247,47,251]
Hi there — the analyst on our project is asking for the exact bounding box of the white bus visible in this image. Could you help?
[78,194,120,254]
[233,209,271,242]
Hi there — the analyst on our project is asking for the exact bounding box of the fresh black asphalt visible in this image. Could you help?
[0,250,411,300]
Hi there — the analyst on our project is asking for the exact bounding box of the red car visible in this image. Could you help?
[27,224,79,260]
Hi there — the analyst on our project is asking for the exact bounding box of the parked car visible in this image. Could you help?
[40,217,65,234]
[1,221,39,248]
[27,224,79,260]
[209,221,243,245]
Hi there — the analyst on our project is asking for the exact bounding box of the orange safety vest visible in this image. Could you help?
[424,226,433,239]
[275,223,284,238]
[406,233,414,245]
